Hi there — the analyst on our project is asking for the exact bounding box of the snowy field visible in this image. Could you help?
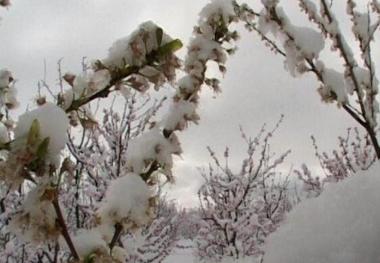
[163,240,195,263]
[164,247,194,263]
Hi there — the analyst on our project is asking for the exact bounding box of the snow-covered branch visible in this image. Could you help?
[237,0,380,158]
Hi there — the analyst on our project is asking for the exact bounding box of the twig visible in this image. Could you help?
[52,197,79,260]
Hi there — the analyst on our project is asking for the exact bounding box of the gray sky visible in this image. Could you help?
[0,0,366,207]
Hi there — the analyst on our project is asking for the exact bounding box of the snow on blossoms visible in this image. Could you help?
[0,103,69,187]
[162,0,238,134]
[258,1,325,77]
[9,180,59,243]
[99,21,181,92]
[264,162,380,263]
[14,103,69,160]
[70,229,127,263]
[97,173,153,231]
[0,121,9,145]
[161,100,199,131]
[126,127,182,178]
[103,21,173,68]
[0,69,16,149]
[65,69,111,104]
[0,69,18,110]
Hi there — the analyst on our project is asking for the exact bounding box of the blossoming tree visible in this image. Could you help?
[0,0,243,262]
[196,120,292,262]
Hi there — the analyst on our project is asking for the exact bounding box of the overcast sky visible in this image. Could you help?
[0,0,368,207]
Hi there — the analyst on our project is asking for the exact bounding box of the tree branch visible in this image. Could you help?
[52,197,79,260]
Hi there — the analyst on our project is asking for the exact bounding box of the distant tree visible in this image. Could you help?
[123,198,182,263]
[296,127,377,198]
[177,208,202,241]
[196,119,292,262]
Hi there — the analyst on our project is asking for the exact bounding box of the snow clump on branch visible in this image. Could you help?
[103,21,174,68]
[97,173,153,230]
[0,103,69,188]
[10,180,59,243]
[14,103,69,160]
[0,69,18,110]
[126,127,182,178]
[258,3,324,77]
[163,0,238,133]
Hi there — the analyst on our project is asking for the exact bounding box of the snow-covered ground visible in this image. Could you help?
[264,163,380,263]
[164,240,195,263]
[164,248,194,263]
